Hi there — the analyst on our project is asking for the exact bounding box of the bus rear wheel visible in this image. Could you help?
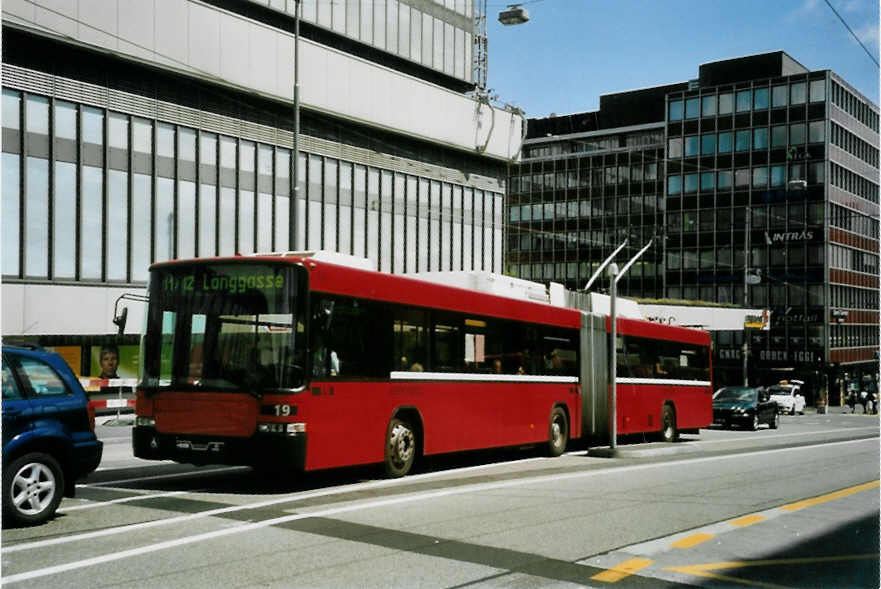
[384,417,417,478]
[660,405,678,443]
[547,407,568,457]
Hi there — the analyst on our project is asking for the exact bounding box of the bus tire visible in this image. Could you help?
[384,417,417,478]
[660,405,678,443]
[547,407,568,457]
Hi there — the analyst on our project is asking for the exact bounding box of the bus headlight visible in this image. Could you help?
[258,422,306,435]
[136,416,156,427]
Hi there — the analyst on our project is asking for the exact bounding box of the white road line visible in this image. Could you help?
[4,438,876,584]
[58,491,192,512]
[84,466,249,483]
[11,456,549,555]
[692,426,880,445]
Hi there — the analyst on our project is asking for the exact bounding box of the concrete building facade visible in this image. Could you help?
[1,0,525,378]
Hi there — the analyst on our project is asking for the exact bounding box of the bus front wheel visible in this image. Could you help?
[547,407,568,457]
[384,417,417,478]
[660,405,678,443]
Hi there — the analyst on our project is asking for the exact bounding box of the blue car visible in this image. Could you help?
[2,344,103,526]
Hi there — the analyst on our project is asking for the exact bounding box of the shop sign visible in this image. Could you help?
[765,230,815,244]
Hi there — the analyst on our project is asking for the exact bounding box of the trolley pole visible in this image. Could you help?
[609,263,619,450]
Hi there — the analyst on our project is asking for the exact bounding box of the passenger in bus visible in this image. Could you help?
[492,358,503,374]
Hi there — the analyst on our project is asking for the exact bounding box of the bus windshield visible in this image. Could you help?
[141,262,307,394]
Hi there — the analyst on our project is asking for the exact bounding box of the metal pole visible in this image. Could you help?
[289,0,300,251]
[743,207,750,386]
[609,262,619,450]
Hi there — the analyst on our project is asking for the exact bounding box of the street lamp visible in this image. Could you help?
[498,4,530,25]
[289,0,301,251]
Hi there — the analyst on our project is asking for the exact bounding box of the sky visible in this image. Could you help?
[485,0,880,119]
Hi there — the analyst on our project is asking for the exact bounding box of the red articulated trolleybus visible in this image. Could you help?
[133,252,712,477]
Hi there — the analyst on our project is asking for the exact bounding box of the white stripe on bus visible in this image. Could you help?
[389,371,578,383]
[616,378,712,387]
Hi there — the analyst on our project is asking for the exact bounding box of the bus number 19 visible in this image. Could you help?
[274,404,292,416]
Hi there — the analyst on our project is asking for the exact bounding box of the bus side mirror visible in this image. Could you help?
[113,306,128,335]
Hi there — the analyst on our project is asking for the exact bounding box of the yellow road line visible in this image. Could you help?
[590,557,653,583]
[730,514,766,527]
[671,532,715,549]
[781,480,880,511]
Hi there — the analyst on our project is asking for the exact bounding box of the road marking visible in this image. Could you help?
[3,438,876,582]
[729,514,765,527]
[781,480,880,511]
[86,466,248,482]
[667,554,878,588]
[671,532,714,549]
[59,491,191,512]
[590,557,653,582]
[603,478,880,559]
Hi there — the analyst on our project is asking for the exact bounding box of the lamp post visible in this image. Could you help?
[743,206,751,386]
[498,4,530,25]
[289,0,301,251]
[608,263,619,450]
[608,238,654,451]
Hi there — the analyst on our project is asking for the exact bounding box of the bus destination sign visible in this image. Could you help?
[161,269,285,295]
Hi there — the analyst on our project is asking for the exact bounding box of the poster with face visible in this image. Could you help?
[89,344,139,379]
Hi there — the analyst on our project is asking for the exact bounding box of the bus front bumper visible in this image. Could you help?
[132,426,307,470]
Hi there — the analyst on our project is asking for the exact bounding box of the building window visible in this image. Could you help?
[685,97,700,119]
[770,165,785,187]
[684,135,699,157]
[754,87,769,109]
[735,130,751,152]
[790,123,806,145]
[790,82,807,105]
[667,175,682,195]
[700,172,715,191]
[736,90,752,112]
[701,95,716,117]
[753,128,769,150]
[771,125,787,148]
[810,79,826,102]
[718,131,733,153]
[719,93,733,115]
[669,100,683,121]
[752,167,768,188]
[772,85,788,108]
[808,121,824,143]
[701,134,716,155]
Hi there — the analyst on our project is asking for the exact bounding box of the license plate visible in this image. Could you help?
[176,440,224,452]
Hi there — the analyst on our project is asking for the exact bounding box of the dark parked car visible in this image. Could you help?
[713,386,778,431]
[2,344,103,526]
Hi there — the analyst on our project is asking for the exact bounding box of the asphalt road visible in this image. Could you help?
[2,410,878,588]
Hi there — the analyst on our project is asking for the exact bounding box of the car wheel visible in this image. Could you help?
[384,417,417,478]
[2,453,65,527]
[750,413,759,431]
[547,407,568,457]
[770,412,779,429]
[661,405,678,442]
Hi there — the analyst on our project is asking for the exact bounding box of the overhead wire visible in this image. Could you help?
[822,0,880,69]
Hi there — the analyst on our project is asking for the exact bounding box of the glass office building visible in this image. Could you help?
[1,0,523,377]
[512,53,879,401]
